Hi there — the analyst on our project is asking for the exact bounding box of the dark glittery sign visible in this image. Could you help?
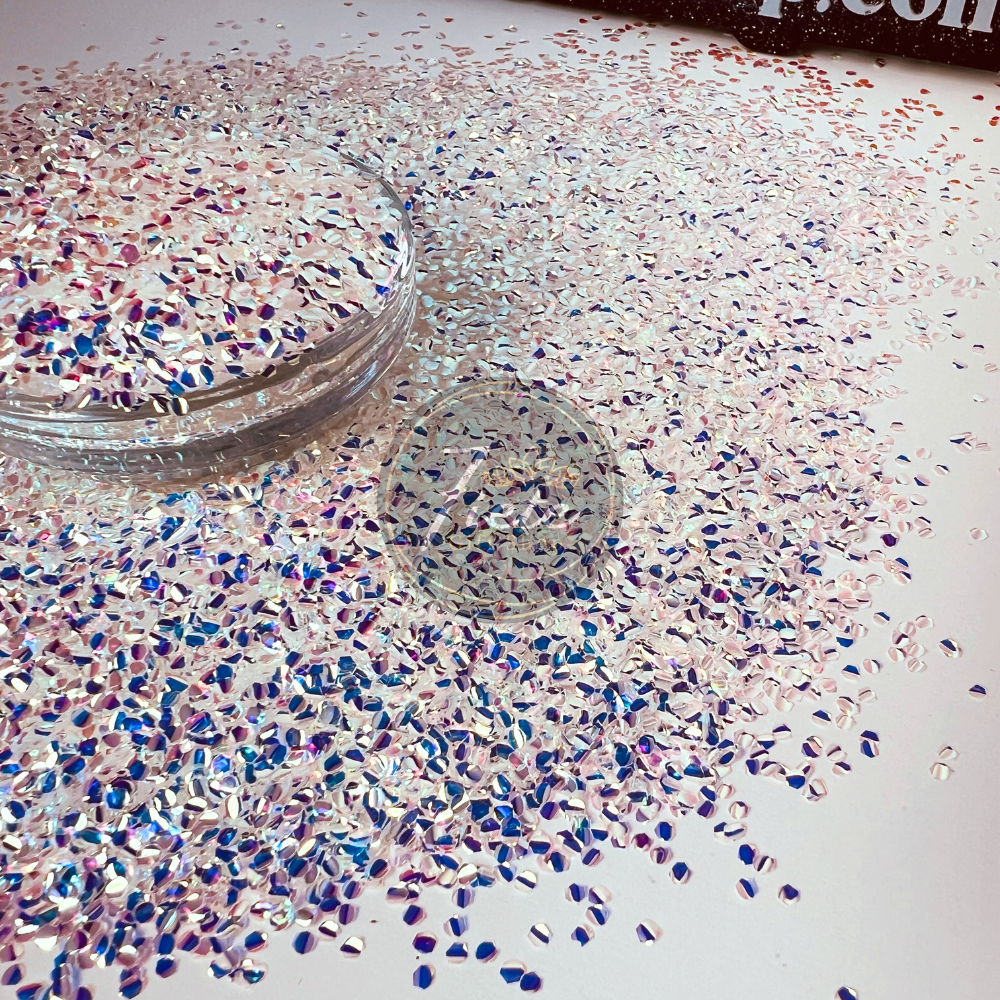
[551,0,999,69]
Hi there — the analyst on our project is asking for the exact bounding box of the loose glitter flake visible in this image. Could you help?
[413,964,435,990]
[340,936,365,957]
[500,963,526,984]
[445,943,468,963]
[520,972,543,993]
[528,923,551,946]
[475,942,499,963]
[413,933,437,955]
[0,9,987,998]
[778,884,801,904]
[0,78,407,410]
[635,920,661,944]
[292,931,315,955]
[671,863,692,885]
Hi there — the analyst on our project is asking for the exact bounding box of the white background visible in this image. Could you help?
[1,2,998,998]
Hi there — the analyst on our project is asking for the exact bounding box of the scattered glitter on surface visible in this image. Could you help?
[0,7,993,998]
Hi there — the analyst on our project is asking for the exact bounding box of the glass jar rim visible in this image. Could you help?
[0,154,414,426]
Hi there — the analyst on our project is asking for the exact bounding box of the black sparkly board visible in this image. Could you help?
[550,0,999,71]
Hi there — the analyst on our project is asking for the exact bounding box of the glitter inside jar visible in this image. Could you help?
[0,66,415,477]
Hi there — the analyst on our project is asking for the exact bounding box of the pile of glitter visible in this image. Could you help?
[0,71,407,411]
[0,33,948,999]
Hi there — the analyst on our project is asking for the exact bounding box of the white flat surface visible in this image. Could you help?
[1,2,998,998]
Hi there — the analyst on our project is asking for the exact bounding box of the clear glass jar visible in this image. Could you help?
[0,160,415,480]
